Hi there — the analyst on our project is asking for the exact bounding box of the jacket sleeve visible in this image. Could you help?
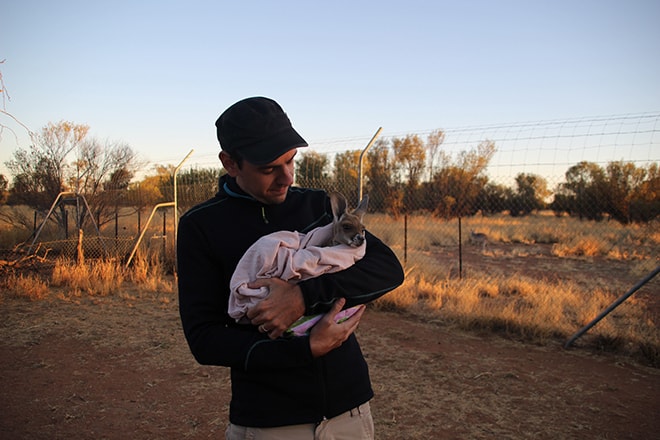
[177,214,315,372]
[298,230,404,314]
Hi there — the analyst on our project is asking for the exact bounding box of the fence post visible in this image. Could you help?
[358,127,382,202]
[173,149,194,272]
[458,216,463,279]
[162,209,167,258]
[404,214,408,265]
[76,229,84,265]
[564,265,660,348]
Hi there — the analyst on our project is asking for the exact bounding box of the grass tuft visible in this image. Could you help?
[3,272,50,301]
[375,271,660,365]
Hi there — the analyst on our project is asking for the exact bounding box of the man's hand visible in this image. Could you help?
[246,278,305,339]
[309,298,366,358]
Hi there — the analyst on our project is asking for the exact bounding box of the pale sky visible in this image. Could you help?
[2,0,659,178]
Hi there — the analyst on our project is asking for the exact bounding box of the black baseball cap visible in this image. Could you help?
[215,97,308,165]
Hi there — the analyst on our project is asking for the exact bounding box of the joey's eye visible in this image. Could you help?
[342,224,352,231]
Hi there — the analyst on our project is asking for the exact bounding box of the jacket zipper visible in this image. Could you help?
[261,206,269,224]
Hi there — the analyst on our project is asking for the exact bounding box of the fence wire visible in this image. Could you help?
[2,113,658,283]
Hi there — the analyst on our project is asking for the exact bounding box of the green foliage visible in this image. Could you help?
[392,134,426,188]
[296,151,330,189]
[333,150,361,202]
[4,123,658,225]
[365,140,399,214]
[552,161,658,223]
[177,167,223,210]
[508,173,549,216]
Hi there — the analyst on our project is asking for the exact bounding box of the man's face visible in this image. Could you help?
[221,149,297,205]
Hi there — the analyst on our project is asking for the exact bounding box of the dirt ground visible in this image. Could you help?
[1,285,658,440]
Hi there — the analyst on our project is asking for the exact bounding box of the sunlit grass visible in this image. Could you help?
[3,272,50,301]
[367,212,659,262]
[51,257,125,296]
[128,250,174,293]
[374,269,659,365]
[2,209,658,364]
[0,252,175,303]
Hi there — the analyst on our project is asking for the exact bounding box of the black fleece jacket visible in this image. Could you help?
[177,175,404,428]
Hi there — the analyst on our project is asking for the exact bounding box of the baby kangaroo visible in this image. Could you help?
[328,192,369,247]
[469,230,489,252]
[229,191,370,335]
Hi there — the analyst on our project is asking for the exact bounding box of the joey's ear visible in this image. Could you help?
[353,194,369,220]
[329,192,347,220]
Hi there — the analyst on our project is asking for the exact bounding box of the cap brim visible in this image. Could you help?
[239,128,308,165]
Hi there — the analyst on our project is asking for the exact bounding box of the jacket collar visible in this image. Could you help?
[219,175,255,201]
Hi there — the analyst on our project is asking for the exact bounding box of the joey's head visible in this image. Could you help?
[329,192,369,247]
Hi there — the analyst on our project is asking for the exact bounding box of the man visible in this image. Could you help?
[177,96,404,439]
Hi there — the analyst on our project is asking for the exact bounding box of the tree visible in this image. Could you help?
[561,161,607,221]
[392,134,426,212]
[177,167,223,209]
[631,162,660,222]
[477,182,508,215]
[333,150,361,204]
[425,129,445,181]
[296,151,330,189]
[424,140,496,218]
[76,140,140,228]
[5,121,139,230]
[6,123,85,208]
[392,134,426,186]
[603,161,646,224]
[0,174,7,204]
[508,173,550,216]
[365,140,400,215]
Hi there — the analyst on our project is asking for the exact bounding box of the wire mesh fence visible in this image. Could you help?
[1,113,658,283]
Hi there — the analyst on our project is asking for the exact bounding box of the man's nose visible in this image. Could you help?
[278,167,294,185]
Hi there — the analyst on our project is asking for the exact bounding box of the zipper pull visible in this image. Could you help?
[261,206,269,224]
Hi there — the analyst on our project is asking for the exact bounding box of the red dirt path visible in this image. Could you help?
[1,290,658,439]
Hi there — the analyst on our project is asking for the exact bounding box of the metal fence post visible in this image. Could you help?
[173,149,194,272]
[564,265,660,348]
[358,127,382,202]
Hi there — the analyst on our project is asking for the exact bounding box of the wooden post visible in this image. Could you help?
[77,229,85,265]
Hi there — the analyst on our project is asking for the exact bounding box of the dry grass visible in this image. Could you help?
[374,269,660,365]
[3,272,49,301]
[368,211,659,262]
[1,210,658,364]
[51,258,125,297]
[1,253,175,304]
[364,212,660,363]
[128,250,173,292]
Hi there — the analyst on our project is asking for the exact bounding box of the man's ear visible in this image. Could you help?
[219,151,239,176]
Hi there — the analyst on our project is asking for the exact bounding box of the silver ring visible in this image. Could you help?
[259,324,268,333]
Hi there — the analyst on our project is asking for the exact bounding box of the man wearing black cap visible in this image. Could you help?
[177,97,404,439]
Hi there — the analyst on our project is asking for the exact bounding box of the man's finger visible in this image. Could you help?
[319,298,346,324]
[247,278,271,289]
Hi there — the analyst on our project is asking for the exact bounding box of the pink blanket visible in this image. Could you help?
[229,223,366,322]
